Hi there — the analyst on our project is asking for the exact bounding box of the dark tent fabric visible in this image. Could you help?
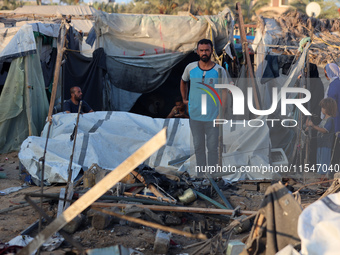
[41,48,57,88]
[63,47,107,111]
[106,55,173,93]
[261,55,279,84]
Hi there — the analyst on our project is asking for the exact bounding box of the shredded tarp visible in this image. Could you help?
[0,53,49,153]
[19,112,272,184]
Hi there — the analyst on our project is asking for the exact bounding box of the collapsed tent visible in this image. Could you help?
[19,111,271,184]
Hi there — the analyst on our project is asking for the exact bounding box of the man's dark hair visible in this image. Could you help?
[70,86,80,94]
[197,39,213,49]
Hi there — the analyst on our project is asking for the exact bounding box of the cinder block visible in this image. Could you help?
[226,240,245,255]
[153,230,171,254]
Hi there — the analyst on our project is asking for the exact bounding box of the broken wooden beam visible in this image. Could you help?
[91,202,256,216]
[131,170,176,203]
[17,128,166,255]
[92,207,207,240]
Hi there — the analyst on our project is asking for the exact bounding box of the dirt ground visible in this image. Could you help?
[0,151,327,254]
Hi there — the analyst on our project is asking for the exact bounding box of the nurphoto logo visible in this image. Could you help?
[200,83,312,128]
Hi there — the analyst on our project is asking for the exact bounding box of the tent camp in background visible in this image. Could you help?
[0,6,96,153]
[89,8,236,115]
[251,12,340,164]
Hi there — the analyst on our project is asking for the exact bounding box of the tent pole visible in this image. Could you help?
[24,58,33,136]
[47,21,69,123]
[236,2,260,111]
[305,21,314,172]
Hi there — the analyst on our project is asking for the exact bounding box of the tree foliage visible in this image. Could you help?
[92,1,117,13]
[1,0,24,10]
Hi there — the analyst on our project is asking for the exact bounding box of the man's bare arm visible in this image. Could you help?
[180,79,189,105]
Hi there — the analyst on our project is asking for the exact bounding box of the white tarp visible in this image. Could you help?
[0,23,61,61]
[94,9,234,57]
[298,193,340,255]
[0,25,36,61]
[19,112,272,184]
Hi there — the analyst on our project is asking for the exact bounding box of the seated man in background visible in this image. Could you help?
[64,86,93,113]
[167,96,189,118]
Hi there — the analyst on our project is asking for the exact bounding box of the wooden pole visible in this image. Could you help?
[92,202,257,216]
[236,2,260,110]
[17,129,166,255]
[131,170,176,203]
[218,68,223,167]
[64,101,83,210]
[24,58,33,136]
[47,22,68,123]
[92,207,207,240]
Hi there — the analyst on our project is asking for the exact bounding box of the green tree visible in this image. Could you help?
[1,0,24,10]
[92,1,116,13]
[59,0,83,5]
[236,0,271,23]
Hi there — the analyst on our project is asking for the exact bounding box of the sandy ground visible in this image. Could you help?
[0,151,327,254]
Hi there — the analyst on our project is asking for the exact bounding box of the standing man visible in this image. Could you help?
[64,86,94,113]
[180,39,228,172]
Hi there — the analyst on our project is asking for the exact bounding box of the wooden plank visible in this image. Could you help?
[47,22,68,123]
[18,129,166,255]
[131,171,175,203]
[92,208,207,240]
[236,3,260,110]
[91,202,257,216]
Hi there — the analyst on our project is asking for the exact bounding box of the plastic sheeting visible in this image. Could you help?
[0,25,36,62]
[0,53,49,153]
[94,9,234,95]
[298,193,340,255]
[252,20,310,161]
[0,23,60,62]
[19,112,191,183]
[19,112,272,184]
[94,10,233,57]
[179,117,275,181]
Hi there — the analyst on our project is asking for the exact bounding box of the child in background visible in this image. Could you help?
[308,97,337,178]
[167,96,189,118]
